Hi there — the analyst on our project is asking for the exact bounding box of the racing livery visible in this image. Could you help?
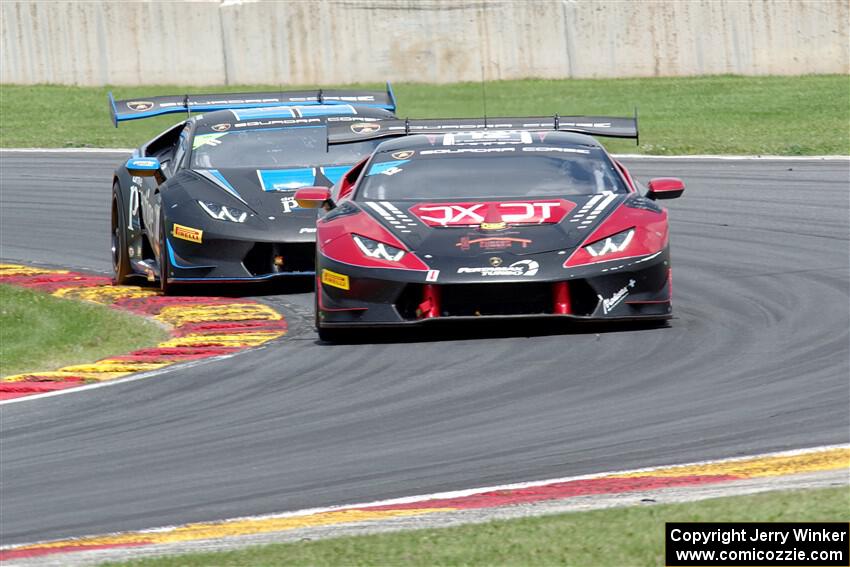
[294,116,685,341]
[108,87,397,292]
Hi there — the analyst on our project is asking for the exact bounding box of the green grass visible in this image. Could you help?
[1,76,848,154]
[0,284,167,377]
[110,487,849,567]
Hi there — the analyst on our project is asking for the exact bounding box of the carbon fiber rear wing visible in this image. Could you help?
[108,83,397,127]
[328,113,639,145]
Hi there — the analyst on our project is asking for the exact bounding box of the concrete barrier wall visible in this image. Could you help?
[2,0,847,86]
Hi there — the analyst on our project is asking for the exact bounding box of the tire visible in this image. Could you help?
[111,183,133,285]
[317,325,348,343]
[158,208,173,295]
[314,276,321,330]
[314,260,350,343]
[313,284,334,341]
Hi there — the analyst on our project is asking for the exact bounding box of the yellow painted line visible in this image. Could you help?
[155,304,282,326]
[612,447,850,479]
[2,370,130,382]
[20,508,452,550]
[0,264,68,276]
[54,285,158,304]
[158,332,285,348]
[2,363,165,383]
[2,361,167,383]
[59,372,135,382]
[58,361,171,374]
[2,372,80,383]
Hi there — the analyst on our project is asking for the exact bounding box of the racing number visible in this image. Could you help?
[416,204,485,225]
[412,201,564,226]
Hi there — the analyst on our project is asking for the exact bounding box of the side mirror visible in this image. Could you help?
[295,187,333,209]
[126,157,164,184]
[646,177,685,200]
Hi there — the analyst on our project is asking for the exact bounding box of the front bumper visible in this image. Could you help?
[165,220,318,283]
[316,248,673,327]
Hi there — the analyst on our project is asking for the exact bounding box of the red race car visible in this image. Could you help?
[295,116,684,341]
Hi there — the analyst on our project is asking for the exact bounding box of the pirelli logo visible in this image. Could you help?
[172,223,203,244]
[321,269,349,290]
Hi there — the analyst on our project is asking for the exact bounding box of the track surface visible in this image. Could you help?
[1,151,848,545]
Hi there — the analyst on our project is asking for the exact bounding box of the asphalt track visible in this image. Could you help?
[1,151,848,546]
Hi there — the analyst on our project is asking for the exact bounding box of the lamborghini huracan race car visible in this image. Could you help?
[294,116,685,341]
[108,87,397,292]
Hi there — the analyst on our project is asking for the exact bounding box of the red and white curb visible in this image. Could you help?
[0,263,286,402]
[1,445,846,565]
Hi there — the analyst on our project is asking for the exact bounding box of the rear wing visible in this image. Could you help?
[328,113,639,145]
[108,83,397,127]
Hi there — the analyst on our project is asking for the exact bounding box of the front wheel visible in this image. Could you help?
[158,209,172,295]
[314,272,322,330]
[111,184,132,285]
[317,325,349,343]
[314,270,350,342]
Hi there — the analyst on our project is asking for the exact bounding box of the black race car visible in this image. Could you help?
[294,116,685,341]
[108,87,397,292]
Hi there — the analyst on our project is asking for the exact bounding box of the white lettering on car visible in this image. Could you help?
[499,202,560,223]
[410,200,569,226]
[457,260,540,277]
[598,279,636,314]
[280,196,299,213]
[233,118,322,128]
[419,147,516,155]
[521,146,590,154]
[416,204,486,225]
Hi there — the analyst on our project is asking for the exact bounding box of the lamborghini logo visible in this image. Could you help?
[211,123,231,132]
[489,257,503,267]
[391,150,414,160]
[479,221,507,231]
[350,122,381,135]
[126,101,154,112]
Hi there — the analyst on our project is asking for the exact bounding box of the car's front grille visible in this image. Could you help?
[397,282,553,319]
[440,282,552,316]
[396,280,600,320]
[243,242,314,276]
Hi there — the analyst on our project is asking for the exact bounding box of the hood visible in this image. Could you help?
[191,165,353,216]
[358,194,627,258]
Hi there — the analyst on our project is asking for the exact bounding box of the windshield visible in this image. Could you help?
[191,127,381,169]
[358,150,628,200]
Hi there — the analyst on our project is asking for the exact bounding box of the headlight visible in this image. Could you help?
[352,234,406,262]
[584,228,634,257]
[198,201,248,223]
